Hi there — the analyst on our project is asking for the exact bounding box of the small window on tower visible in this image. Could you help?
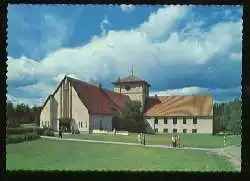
[125,85,131,91]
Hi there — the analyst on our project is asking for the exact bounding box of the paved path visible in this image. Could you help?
[41,136,241,171]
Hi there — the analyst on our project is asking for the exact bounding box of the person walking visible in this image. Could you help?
[138,133,141,144]
[143,133,146,145]
[59,127,62,139]
[176,134,180,147]
[171,134,175,147]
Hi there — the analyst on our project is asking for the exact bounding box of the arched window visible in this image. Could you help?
[81,122,83,128]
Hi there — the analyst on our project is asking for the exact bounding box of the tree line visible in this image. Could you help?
[213,98,241,135]
[6,98,241,135]
[6,101,42,127]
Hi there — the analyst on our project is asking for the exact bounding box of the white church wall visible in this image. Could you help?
[145,117,213,134]
[90,114,113,132]
[71,86,90,132]
[40,98,51,128]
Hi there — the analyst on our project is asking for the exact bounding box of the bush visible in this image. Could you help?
[43,128,55,137]
[36,128,45,136]
[25,132,40,141]
[7,120,20,128]
[6,133,40,144]
[6,134,25,144]
[6,127,38,135]
[72,129,80,134]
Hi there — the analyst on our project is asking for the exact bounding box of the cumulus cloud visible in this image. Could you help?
[10,13,73,60]
[7,6,242,106]
[150,86,241,103]
[100,16,109,36]
[120,4,135,12]
[7,94,43,107]
[230,52,242,61]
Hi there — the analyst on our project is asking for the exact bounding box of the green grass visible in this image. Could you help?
[6,139,234,171]
[62,133,241,148]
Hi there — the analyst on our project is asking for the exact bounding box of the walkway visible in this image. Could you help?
[41,136,241,171]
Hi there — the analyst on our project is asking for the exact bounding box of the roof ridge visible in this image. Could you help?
[67,76,104,89]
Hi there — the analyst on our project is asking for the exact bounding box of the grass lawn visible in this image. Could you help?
[62,133,241,148]
[6,139,234,171]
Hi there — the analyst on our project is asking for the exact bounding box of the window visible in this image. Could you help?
[183,118,186,124]
[163,129,168,133]
[193,117,197,124]
[78,122,81,128]
[173,129,177,133]
[155,128,158,133]
[192,129,197,133]
[81,122,83,128]
[173,117,177,124]
[164,118,168,124]
[183,129,187,133]
[155,117,158,124]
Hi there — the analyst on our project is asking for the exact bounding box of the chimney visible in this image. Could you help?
[154,94,158,98]
[98,83,102,88]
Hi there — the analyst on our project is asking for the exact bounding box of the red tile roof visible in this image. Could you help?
[67,77,129,115]
[144,95,213,117]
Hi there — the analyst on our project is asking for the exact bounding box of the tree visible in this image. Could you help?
[6,101,42,127]
[213,98,241,135]
[116,100,144,133]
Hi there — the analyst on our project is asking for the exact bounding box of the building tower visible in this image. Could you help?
[112,65,151,111]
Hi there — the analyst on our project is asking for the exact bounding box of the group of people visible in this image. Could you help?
[138,133,146,145]
[171,134,181,147]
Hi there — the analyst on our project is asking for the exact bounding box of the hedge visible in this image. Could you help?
[43,128,55,137]
[6,134,26,144]
[6,127,40,135]
[6,133,41,144]
[24,132,41,141]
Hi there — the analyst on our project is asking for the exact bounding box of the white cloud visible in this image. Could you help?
[100,16,109,36]
[230,52,242,61]
[150,86,240,96]
[150,86,241,102]
[7,94,43,107]
[7,6,242,106]
[120,4,135,12]
[139,5,186,39]
[15,13,72,59]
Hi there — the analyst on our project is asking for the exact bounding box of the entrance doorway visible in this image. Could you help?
[59,119,71,133]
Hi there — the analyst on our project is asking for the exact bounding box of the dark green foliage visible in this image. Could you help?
[6,134,26,144]
[72,129,80,134]
[6,127,38,135]
[6,101,41,127]
[213,98,241,135]
[25,132,41,141]
[36,128,46,136]
[43,128,55,137]
[6,119,20,128]
[114,100,144,133]
[6,133,40,144]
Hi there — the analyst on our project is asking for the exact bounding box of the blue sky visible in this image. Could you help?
[7,5,242,106]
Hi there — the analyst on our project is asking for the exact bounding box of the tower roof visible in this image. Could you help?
[112,75,151,87]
